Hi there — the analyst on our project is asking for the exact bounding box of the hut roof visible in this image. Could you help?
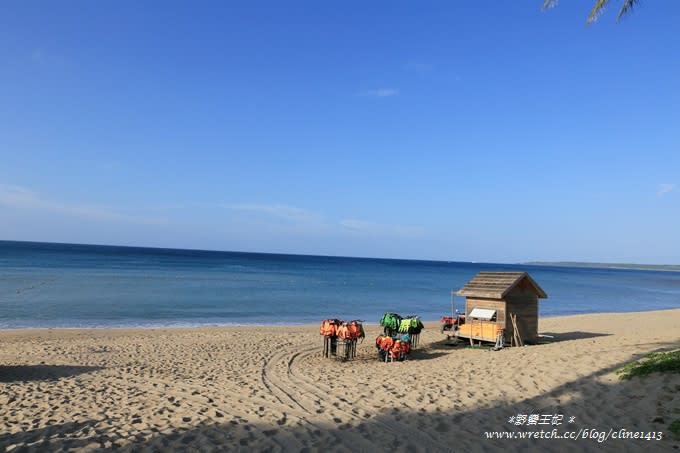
[455,271,548,299]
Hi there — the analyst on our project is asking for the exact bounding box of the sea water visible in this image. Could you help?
[1,241,679,329]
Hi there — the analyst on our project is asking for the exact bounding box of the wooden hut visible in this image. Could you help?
[455,271,547,344]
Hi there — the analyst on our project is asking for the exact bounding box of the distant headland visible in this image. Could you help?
[524,261,680,272]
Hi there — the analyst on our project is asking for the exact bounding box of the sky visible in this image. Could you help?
[1,1,679,264]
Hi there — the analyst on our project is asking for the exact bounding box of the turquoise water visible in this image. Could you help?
[0,240,678,329]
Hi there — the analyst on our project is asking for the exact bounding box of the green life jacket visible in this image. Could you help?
[398,319,411,333]
[409,316,424,334]
[380,312,402,330]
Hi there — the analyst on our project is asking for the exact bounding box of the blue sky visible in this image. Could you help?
[1,1,679,263]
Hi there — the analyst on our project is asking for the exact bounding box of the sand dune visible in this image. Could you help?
[1,309,679,452]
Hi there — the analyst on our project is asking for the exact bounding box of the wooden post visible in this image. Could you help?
[510,314,515,346]
[510,314,523,347]
[517,315,524,346]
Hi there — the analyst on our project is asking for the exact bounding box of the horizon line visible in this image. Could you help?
[1,239,678,269]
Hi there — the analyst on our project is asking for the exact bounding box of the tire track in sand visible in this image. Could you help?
[261,348,313,415]
[260,344,395,450]
[263,343,446,451]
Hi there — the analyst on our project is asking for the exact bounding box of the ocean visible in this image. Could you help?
[1,240,679,329]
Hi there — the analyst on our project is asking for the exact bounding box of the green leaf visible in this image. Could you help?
[616,350,680,380]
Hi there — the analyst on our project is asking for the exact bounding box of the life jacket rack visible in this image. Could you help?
[375,333,412,362]
[320,319,365,361]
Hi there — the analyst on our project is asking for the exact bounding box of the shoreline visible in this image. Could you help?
[2,308,679,451]
[2,306,680,333]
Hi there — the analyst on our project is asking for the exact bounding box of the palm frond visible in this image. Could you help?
[616,0,640,22]
[541,0,559,11]
[543,0,641,24]
[587,0,611,24]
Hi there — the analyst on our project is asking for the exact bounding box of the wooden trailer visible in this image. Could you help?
[454,271,547,345]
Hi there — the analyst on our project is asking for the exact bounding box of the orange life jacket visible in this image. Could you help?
[320,319,341,336]
[346,320,364,340]
[390,340,402,358]
[399,341,411,354]
[336,323,350,340]
[377,335,394,351]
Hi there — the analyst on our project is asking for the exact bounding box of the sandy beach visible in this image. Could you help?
[1,309,679,452]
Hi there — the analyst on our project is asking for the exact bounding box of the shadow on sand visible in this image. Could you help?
[0,365,103,383]
[537,331,612,343]
[427,331,613,350]
[0,421,99,451]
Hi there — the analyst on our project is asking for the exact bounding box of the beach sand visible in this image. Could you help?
[1,309,679,452]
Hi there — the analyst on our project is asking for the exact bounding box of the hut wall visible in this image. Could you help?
[504,285,539,342]
[457,321,501,342]
[465,298,507,328]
